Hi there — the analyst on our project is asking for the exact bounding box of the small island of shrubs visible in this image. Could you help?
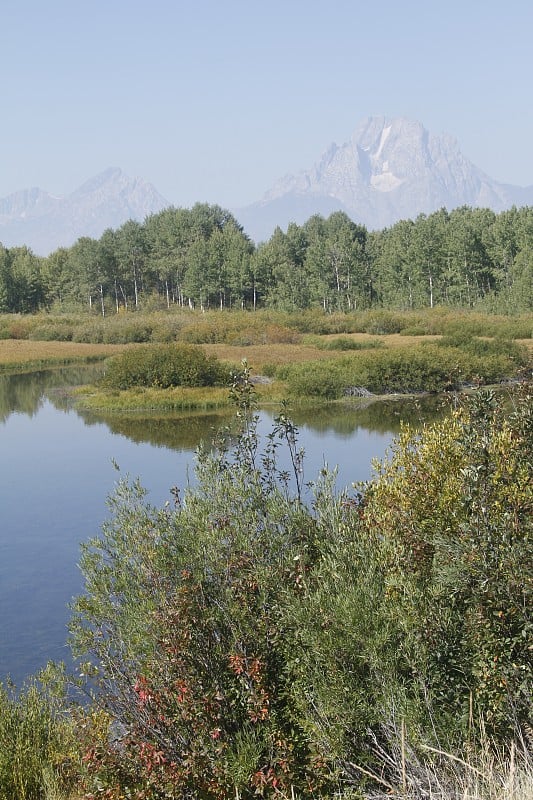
[100,343,231,391]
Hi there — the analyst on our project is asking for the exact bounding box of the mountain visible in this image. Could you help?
[236,116,533,241]
[0,168,170,255]
[3,119,533,253]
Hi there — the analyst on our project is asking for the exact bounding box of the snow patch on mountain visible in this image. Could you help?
[237,116,533,241]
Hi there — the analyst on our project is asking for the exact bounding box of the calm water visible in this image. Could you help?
[0,367,446,686]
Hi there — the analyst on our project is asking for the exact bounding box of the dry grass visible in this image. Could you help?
[343,716,533,800]
[0,340,130,370]
[517,338,533,353]
[203,334,433,371]
[203,342,338,371]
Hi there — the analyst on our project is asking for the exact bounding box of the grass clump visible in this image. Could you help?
[76,384,236,413]
[312,335,384,351]
[0,678,83,800]
[101,343,231,390]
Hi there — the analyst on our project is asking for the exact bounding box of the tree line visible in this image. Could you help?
[0,203,531,315]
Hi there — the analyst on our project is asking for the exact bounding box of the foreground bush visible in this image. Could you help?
[101,343,231,390]
[69,377,532,798]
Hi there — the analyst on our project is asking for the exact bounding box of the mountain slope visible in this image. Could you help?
[0,168,169,255]
[237,116,533,241]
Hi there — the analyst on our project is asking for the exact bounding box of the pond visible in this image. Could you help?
[0,366,447,686]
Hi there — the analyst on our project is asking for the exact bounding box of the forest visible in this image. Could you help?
[0,204,531,316]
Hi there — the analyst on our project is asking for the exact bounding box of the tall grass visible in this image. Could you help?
[347,718,533,800]
[0,680,81,800]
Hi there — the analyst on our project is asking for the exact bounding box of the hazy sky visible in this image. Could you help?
[2,0,532,208]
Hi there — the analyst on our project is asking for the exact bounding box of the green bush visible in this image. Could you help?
[315,336,384,351]
[437,334,529,362]
[102,321,153,344]
[284,362,348,399]
[70,381,335,798]
[281,343,529,399]
[71,321,105,343]
[362,310,408,334]
[442,315,533,339]
[358,386,533,740]
[101,343,230,390]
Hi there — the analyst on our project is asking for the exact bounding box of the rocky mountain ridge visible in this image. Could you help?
[0,168,169,255]
[236,116,533,240]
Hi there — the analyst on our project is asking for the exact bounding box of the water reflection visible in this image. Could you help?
[289,395,450,436]
[0,365,104,423]
[74,409,235,451]
[1,366,450,449]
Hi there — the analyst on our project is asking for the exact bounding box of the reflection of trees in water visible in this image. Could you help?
[75,409,234,452]
[288,395,450,436]
[0,365,104,423]
[90,397,448,450]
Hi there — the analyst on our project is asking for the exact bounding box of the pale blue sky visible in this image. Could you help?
[1,0,532,207]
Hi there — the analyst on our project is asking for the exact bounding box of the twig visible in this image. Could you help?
[419,744,488,779]
[348,761,395,792]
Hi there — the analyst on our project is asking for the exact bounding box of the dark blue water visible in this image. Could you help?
[0,367,443,686]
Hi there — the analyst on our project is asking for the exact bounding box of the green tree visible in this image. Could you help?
[0,245,13,312]
[263,224,311,310]
[64,237,109,313]
[114,220,147,309]
[8,247,45,312]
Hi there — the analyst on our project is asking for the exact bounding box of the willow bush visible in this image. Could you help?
[69,375,532,798]
[100,343,231,390]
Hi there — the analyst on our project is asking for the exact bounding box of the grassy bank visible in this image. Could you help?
[0,340,129,374]
[1,309,531,411]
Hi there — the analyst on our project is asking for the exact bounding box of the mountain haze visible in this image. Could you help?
[1,118,532,253]
[0,168,169,255]
[237,116,533,241]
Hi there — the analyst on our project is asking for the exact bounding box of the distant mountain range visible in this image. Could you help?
[0,168,169,255]
[1,117,533,254]
[237,116,533,241]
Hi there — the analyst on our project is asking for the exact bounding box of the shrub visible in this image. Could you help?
[71,321,105,343]
[149,322,181,343]
[315,336,384,351]
[28,323,73,342]
[437,334,529,362]
[361,310,408,335]
[101,343,231,390]
[6,319,32,339]
[358,386,533,740]
[102,321,153,344]
[70,379,335,798]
